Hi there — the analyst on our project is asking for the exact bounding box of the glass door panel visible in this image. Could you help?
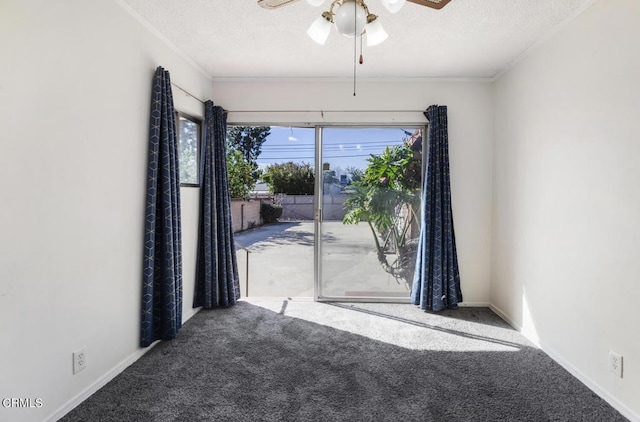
[316,127,424,301]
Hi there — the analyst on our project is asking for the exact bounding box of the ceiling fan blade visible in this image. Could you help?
[257,0,301,9]
[407,0,452,10]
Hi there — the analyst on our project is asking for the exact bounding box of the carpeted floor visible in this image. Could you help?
[61,301,627,421]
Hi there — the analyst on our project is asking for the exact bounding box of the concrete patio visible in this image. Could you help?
[234,220,412,300]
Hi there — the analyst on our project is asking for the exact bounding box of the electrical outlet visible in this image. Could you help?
[73,347,87,374]
[609,351,623,378]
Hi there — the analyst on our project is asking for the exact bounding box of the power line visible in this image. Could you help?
[262,139,408,146]
[263,141,405,147]
[258,153,378,160]
[259,142,407,151]
[259,146,398,152]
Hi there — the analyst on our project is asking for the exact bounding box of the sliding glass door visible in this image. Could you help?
[315,127,424,301]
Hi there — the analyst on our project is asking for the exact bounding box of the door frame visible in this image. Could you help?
[313,124,427,303]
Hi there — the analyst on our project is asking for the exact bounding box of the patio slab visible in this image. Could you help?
[234,221,412,300]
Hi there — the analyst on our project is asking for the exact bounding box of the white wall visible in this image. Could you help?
[215,79,495,306]
[491,0,640,419]
[0,1,211,421]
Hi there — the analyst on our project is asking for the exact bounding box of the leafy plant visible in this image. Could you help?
[343,143,422,285]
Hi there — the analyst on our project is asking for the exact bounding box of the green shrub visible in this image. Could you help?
[261,161,315,195]
[261,203,283,224]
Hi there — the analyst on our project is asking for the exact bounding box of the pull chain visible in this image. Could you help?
[353,0,357,96]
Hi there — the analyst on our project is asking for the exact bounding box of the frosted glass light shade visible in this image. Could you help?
[307,16,332,44]
[380,0,406,13]
[306,0,326,6]
[333,0,367,38]
[365,18,388,46]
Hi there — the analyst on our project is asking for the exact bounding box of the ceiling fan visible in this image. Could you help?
[257,0,451,46]
[257,0,451,95]
[258,0,451,11]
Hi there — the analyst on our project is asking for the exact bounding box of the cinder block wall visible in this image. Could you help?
[280,195,314,220]
[230,199,263,233]
[279,195,348,221]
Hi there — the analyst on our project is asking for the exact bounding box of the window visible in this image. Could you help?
[177,113,201,186]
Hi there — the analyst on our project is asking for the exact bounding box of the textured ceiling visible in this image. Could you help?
[121,0,595,79]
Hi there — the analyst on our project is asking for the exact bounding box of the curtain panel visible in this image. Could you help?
[193,101,240,308]
[141,66,183,347]
[411,105,463,311]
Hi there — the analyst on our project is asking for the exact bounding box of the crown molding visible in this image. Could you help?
[211,76,494,84]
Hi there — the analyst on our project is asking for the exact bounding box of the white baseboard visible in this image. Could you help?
[458,301,490,307]
[183,306,202,320]
[489,303,639,422]
[539,340,639,422]
[46,307,203,422]
[488,303,531,338]
[45,341,160,422]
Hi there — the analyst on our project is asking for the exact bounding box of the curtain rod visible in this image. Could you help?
[170,83,426,115]
[225,109,426,114]
[171,82,205,105]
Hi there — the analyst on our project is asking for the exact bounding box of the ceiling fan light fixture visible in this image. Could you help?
[365,16,388,46]
[333,0,367,38]
[380,0,405,13]
[307,13,333,44]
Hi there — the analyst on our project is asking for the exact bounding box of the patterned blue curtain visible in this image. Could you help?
[140,66,183,347]
[193,101,240,308]
[411,105,463,311]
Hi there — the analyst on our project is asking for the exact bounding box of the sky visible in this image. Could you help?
[256,126,418,177]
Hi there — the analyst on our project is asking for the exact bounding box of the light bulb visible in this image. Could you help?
[333,0,367,38]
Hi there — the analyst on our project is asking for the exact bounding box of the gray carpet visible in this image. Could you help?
[61,301,627,421]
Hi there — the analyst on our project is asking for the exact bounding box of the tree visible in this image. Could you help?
[226,126,270,183]
[262,162,315,195]
[226,149,255,199]
[345,166,364,184]
[178,118,199,184]
[343,144,422,286]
